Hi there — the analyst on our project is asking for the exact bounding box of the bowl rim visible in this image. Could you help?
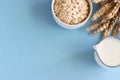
[51,0,93,27]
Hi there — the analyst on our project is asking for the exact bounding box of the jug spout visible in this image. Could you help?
[93,44,100,53]
[93,45,98,51]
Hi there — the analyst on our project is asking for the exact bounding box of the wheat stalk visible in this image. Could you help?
[101,0,112,5]
[91,1,115,21]
[87,0,120,38]
[92,20,110,34]
[103,12,119,38]
[113,24,120,37]
[102,2,120,21]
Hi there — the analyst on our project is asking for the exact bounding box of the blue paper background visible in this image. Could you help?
[0,0,120,80]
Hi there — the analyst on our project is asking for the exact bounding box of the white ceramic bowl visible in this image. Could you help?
[51,0,93,29]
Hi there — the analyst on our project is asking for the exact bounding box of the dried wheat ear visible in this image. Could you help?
[86,0,120,38]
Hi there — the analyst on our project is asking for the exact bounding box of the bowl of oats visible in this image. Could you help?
[52,0,92,29]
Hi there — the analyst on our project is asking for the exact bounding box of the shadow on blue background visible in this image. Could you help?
[31,0,61,30]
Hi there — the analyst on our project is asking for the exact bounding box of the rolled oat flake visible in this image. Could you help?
[54,0,90,25]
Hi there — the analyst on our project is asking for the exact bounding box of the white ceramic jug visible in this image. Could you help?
[94,37,120,69]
